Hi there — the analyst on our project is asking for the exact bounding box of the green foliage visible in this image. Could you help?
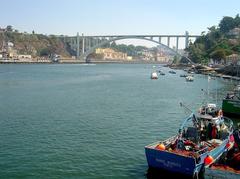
[1,28,71,57]
[210,49,226,61]
[173,56,178,64]
[6,25,13,32]
[110,42,147,56]
[219,16,235,33]
[232,44,240,53]
[39,48,51,56]
[186,14,240,64]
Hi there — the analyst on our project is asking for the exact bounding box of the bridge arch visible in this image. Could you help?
[80,36,194,64]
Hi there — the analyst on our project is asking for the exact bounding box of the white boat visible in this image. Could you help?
[186,75,194,82]
[151,71,158,79]
[234,84,240,92]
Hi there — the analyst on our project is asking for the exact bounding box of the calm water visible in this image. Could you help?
[0,64,238,179]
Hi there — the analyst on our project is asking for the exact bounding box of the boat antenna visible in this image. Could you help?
[207,74,210,104]
[201,88,208,105]
[215,76,218,105]
[179,102,193,114]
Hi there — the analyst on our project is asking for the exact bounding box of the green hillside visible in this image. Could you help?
[0,29,72,58]
[186,14,240,64]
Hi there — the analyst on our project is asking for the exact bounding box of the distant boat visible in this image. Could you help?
[180,74,187,77]
[169,70,176,74]
[159,71,165,76]
[186,75,194,82]
[234,84,240,92]
[151,71,158,79]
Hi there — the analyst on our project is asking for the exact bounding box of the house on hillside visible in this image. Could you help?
[95,48,128,60]
[226,54,240,65]
[228,27,240,38]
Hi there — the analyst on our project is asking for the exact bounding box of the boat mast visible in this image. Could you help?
[207,74,210,104]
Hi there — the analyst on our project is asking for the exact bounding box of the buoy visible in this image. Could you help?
[204,155,213,165]
[226,142,231,149]
[156,143,165,150]
[230,134,234,142]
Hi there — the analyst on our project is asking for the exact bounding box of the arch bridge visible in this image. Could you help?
[62,32,200,64]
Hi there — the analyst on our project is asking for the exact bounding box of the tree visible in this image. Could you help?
[187,14,240,64]
[39,48,51,56]
[232,44,240,53]
[110,41,117,48]
[210,49,226,63]
[219,16,235,33]
[6,25,13,32]
[102,42,110,48]
[234,14,240,27]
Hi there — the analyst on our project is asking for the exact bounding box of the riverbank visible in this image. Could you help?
[168,63,240,81]
[0,58,168,64]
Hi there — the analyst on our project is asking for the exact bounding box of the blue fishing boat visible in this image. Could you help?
[145,113,234,178]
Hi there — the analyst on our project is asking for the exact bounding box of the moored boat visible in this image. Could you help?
[145,112,233,178]
[151,71,158,79]
[205,128,240,178]
[159,71,165,75]
[180,74,187,77]
[222,84,240,117]
[186,75,194,82]
[169,70,176,74]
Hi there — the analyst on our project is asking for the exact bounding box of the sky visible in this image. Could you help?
[1,0,240,48]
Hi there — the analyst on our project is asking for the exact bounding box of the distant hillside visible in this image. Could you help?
[186,14,240,64]
[0,30,72,58]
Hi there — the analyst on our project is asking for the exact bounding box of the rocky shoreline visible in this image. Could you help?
[168,63,240,81]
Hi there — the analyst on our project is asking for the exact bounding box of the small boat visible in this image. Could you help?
[159,71,165,76]
[151,71,158,79]
[188,70,195,74]
[169,70,176,74]
[222,75,232,80]
[186,75,194,82]
[222,84,240,117]
[145,110,233,178]
[235,84,240,92]
[180,74,187,77]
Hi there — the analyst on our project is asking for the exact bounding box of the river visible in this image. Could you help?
[0,64,239,178]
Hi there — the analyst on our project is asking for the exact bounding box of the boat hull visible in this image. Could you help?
[222,99,240,117]
[145,139,230,177]
[145,147,198,176]
[151,72,158,79]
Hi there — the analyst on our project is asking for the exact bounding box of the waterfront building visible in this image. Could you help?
[228,27,240,38]
[226,54,240,65]
[95,48,130,60]
[17,54,32,60]
[138,50,155,61]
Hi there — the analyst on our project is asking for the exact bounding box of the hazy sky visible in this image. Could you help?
[1,0,239,47]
